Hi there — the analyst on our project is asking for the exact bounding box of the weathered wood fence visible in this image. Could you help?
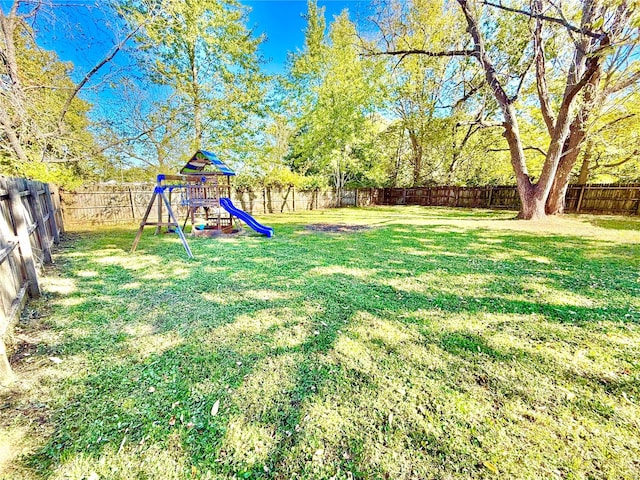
[368,184,640,215]
[59,184,356,226]
[0,176,63,383]
[59,183,640,226]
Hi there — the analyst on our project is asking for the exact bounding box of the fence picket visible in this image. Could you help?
[0,175,62,383]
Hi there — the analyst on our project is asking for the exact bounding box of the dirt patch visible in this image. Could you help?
[305,223,372,233]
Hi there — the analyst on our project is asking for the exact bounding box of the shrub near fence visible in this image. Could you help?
[0,176,63,383]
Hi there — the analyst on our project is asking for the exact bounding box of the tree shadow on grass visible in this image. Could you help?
[12,218,640,478]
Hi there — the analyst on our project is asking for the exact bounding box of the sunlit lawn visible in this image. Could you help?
[2,206,640,479]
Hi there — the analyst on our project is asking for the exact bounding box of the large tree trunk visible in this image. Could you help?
[577,140,594,184]
[545,120,587,214]
[408,129,422,186]
[546,66,601,214]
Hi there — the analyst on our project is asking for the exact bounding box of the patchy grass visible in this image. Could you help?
[2,206,639,479]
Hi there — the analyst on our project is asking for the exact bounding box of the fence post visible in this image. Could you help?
[49,184,65,234]
[487,187,493,208]
[27,182,52,264]
[636,186,640,216]
[128,186,136,220]
[262,188,267,214]
[8,181,40,298]
[0,338,14,385]
[43,184,60,245]
[576,185,586,213]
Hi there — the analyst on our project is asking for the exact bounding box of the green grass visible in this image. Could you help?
[2,206,639,479]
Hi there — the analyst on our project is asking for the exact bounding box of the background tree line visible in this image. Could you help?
[1,0,638,217]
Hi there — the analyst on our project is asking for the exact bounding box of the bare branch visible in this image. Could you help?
[595,113,636,134]
[512,57,533,102]
[365,48,477,59]
[480,0,602,39]
[602,149,639,168]
[488,146,547,156]
[605,69,640,95]
[58,23,143,128]
[533,0,556,135]
[452,82,484,109]
[455,120,504,128]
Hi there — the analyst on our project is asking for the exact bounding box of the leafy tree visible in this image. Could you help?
[0,1,140,186]
[95,80,190,179]
[286,3,387,196]
[122,0,266,163]
[373,0,639,219]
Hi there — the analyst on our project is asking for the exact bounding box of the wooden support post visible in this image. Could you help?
[131,190,158,253]
[27,183,52,264]
[487,187,493,208]
[8,182,40,298]
[635,186,640,216]
[159,191,193,258]
[131,186,193,258]
[155,179,163,235]
[263,188,267,214]
[43,184,60,244]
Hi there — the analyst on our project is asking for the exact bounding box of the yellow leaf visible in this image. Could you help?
[483,461,499,474]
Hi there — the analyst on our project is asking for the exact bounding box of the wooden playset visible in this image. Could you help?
[131,150,273,258]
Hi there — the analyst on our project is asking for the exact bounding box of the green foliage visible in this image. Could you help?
[121,0,266,164]
[0,17,101,186]
[285,4,388,189]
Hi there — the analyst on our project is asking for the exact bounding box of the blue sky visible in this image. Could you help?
[245,0,375,73]
[8,0,376,118]
[23,0,376,77]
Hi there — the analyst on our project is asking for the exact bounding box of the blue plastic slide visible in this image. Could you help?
[220,197,274,238]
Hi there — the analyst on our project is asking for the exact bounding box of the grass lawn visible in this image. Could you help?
[2,206,640,479]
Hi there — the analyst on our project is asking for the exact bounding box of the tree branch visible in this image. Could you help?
[602,149,638,168]
[58,23,143,128]
[480,0,602,39]
[605,69,640,95]
[533,0,556,135]
[365,48,477,59]
[595,113,636,134]
[455,119,504,128]
[488,146,547,156]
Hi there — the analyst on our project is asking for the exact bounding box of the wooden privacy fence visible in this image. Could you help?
[0,176,63,383]
[368,184,640,215]
[59,182,640,226]
[59,184,355,225]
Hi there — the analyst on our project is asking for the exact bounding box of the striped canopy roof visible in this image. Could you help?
[180,150,235,176]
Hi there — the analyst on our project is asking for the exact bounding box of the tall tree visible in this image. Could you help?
[0,1,139,184]
[544,9,640,212]
[123,0,265,156]
[287,4,387,194]
[374,0,638,219]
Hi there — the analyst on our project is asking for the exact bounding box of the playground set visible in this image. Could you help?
[130,150,273,258]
